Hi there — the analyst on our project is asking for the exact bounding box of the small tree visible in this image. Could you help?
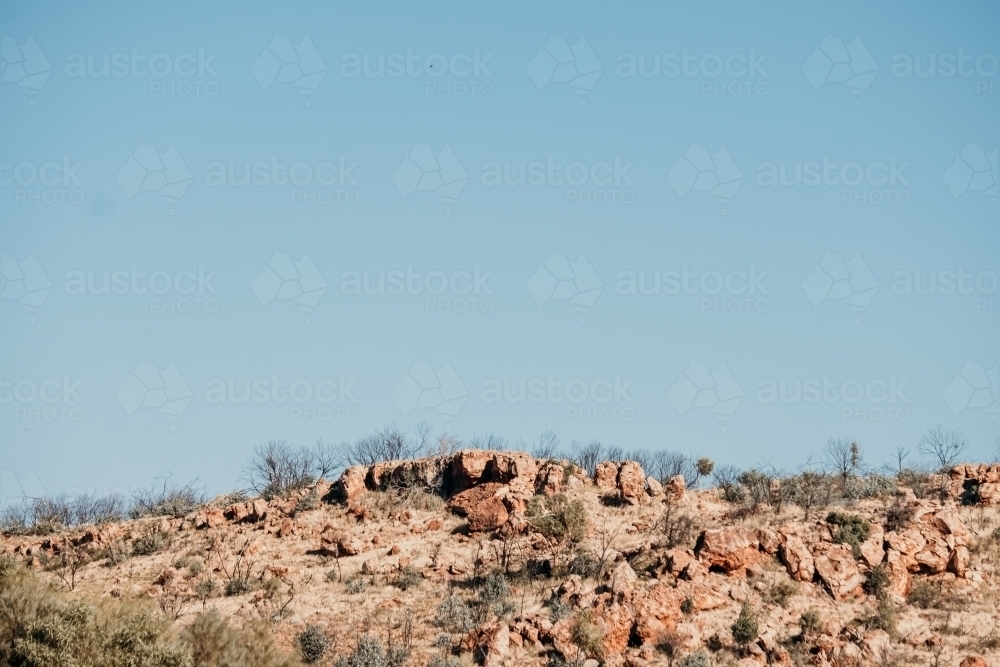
[825,437,863,487]
[731,600,758,645]
[531,430,561,459]
[695,457,715,487]
[297,625,329,664]
[242,440,315,498]
[918,426,967,471]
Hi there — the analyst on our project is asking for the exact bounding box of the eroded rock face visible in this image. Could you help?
[594,461,619,490]
[448,483,510,532]
[949,463,1000,503]
[663,475,685,504]
[337,465,369,501]
[779,535,815,582]
[695,527,765,574]
[813,543,864,600]
[618,462,647,505]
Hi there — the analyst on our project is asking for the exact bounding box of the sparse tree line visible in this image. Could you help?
[0,422,990,536]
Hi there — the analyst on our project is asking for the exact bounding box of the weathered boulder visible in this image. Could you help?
[448,483,509,532]
[594,461,619,490]
[779,535,815,582]
[536,463,564,496]
[813,543,863,600]
[663,475,685,503]
[319,527,364,557]
[618,461,647,505]
[461,622,509,667]
[337,465,369,501]
[959,656,988,667]
[645,476,663,497]
[608,560,638,599]
[695,527,765,574]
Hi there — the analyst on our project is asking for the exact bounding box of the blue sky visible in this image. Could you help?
[1,0,997,499]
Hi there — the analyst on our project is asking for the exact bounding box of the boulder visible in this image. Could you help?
[645,476,663,497]
[779,535,815,582]
[858,525,885,568]
[608,560,638,598]
[663,475,685,503]
[319,528,364,557]
[618,461,647,505]
[594,461,619,490]
[337,465,369,501]
[536,463,564,496]
[813,543,864,600]
[462,622,509,667]
[448,483,509,532]
[959,657,988,667]
[695,527,765,574]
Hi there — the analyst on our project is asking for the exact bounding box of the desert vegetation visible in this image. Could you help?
[1,424,999,666]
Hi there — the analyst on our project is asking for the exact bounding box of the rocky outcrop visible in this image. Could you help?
[448,483,510,532]
[949,463,1000,504]
[813,543,864,600]
[663,475,686,503]
[695,527,766,574]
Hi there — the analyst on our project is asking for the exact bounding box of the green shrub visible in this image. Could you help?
[394,565,422,591]
[886,502,915,533]
[680,597,694,615]
[183,610,300,667]
[863,565,891,597]
[297,625,329,664]
[132,530,168,556]
[194,577,220,603]
[680,649,711,667]
[731,601,758,645]
[294,490,320,515]
[435,595,473,633]
[827,512,871,558]
[428,656,463,667]
[866,594,896,633]
[345,575,367,594]
[907,578,940,609]
[764,579,799,608]
[547,597,571,622]
[225,577,254,597]
[526,494,587,542]
[569,550,600,579]
[570,611,605,659]
[799,609,822,636]
[474,573,514,622]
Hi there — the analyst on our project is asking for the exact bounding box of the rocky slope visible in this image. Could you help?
[3,451,1000,667]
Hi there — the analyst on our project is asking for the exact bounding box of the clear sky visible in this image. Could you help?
[1,0,997,499]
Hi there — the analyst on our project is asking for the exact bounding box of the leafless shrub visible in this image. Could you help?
[783,468,834,519]
[825,437,864,486]
[572,440,607,478]
[312,438,343,479]
[918,426,968,471]
[242,440,316,498]
[346,424,422,466]
[131,474,205,518]
[712,464,743,502]
[531,430,562,459]
[468,433,509,451]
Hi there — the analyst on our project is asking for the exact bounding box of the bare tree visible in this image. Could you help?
[894,444,909,473]
[712,465,743,502]
[468,433,508,451]
[572,440,605,478]
[531,430,562,460]
[918,426,967,471]
[312,438,343,479]
[824,437,863,486]
[345,424,421,465]
[242,440,315,497]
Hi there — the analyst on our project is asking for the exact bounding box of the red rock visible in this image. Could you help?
[337,465,369,501]
[959,657,988,667]
[277,518,294,537]
[594,461,619,490]
[696,527,764,574]
[778,535,816,581]
[663,475,685,503]
[813,543,864,600]
[618,461,647,505]
[536,463,564,496]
